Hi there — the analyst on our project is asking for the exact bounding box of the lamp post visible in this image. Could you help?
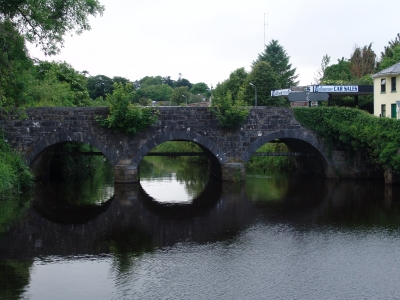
[182,94,187,106]
[250,82,257,106]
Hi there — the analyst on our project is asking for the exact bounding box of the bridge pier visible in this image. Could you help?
[221,162,246,182]
[114,162,138,183]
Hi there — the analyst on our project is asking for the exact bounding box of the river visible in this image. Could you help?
[1,156,400,299]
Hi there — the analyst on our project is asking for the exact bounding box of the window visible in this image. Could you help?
[392,77,397,92]
[381,104,386,117]
[381,78,386,93]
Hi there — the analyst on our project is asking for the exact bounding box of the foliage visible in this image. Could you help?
[293,107,400,175]
[0,0,104,55]
[161,75,174,87]
[112,76,130,86]
[253,39,299,88]
[86,74,114,100]
[95,83,158,134]
[377,33,400,70]
[246,143,294,170]
[170,86,190,106]
[0,134,33,198]
[212,68,248,104]
[322,58,353,84]
[190,82,210,97]
[209,91,249,130]
[349,44,376,78]
[26,60,92,106]
[0,20,33,111]
[139,76,162,88]
[0,260,32,299]
[376,45,400,72]
[243,61,287,106]
[135,83,173,103]
[48,142,104,180]
[150,141,206,163]
[175,77,192,89]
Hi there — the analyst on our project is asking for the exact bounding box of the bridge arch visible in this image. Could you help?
[27,132,115,178]
[131,131,228,178]
[241,129,330,176]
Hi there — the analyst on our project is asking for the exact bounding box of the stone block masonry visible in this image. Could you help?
[0,106,372,182]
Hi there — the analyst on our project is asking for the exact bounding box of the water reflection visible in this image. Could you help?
[139,156,209,204]
[2,159,400,299]
[33,160,114,224]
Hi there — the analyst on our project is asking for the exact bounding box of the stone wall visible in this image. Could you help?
[0,106,380,181]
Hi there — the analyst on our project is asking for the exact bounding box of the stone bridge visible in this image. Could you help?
[0,106,374,182]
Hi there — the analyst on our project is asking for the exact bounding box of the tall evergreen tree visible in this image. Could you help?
[253,39,299,88]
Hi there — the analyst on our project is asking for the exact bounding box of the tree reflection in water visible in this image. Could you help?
[139,156,209,204]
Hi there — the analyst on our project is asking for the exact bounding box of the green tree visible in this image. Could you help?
[170,86,190,105]
[113,76,131,86]
[96,83,157,134]
[322,58,353,84]
[175,77,192,89]
[25,60,91,106]
[377,33,400,71]
[139,76,162,88]
[0,20,32,111]
[86,74,114,100]
[0,0,105,55]
[243,61,284,106]
[136,84,173,103]
[212,68,248,103]
[253,39,299,88]
[161,76,174,87]
[377,45,400,71]
[170,86,189,105]
[190,82,209,96]
[210,92,249,129]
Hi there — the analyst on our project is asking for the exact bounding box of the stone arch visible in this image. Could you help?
[27,132,116,178]
[241,129,330,176]
[131,131,228,167]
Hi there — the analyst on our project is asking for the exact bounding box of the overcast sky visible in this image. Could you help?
[28,0,400,88]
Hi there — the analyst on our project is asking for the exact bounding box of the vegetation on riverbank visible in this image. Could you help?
[0,135,33,232]
[246,143,295,171]
[0,135,33,198]
[293,106,400,175]
[150,141,207,163]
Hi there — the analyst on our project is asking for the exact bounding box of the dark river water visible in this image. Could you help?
[2,157,400,299]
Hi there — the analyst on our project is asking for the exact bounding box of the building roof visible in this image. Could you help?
[371,62,400,78]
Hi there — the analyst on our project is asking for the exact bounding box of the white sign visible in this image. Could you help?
[314,85,358,93]
[271,89,290,97]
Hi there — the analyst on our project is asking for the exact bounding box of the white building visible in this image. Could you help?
[371,62,400,118]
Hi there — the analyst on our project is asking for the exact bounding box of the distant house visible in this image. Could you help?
[371,62,400,118]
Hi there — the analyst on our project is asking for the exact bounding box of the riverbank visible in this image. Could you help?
[0,135,33,199]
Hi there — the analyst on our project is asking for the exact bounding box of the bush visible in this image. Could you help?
[0,136,33,198]
[209,92,249,130]
[293,107,400,174]
[95,83,158,134]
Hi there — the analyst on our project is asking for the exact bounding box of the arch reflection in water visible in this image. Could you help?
[34,159,115,224]
[139,156,209,205]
